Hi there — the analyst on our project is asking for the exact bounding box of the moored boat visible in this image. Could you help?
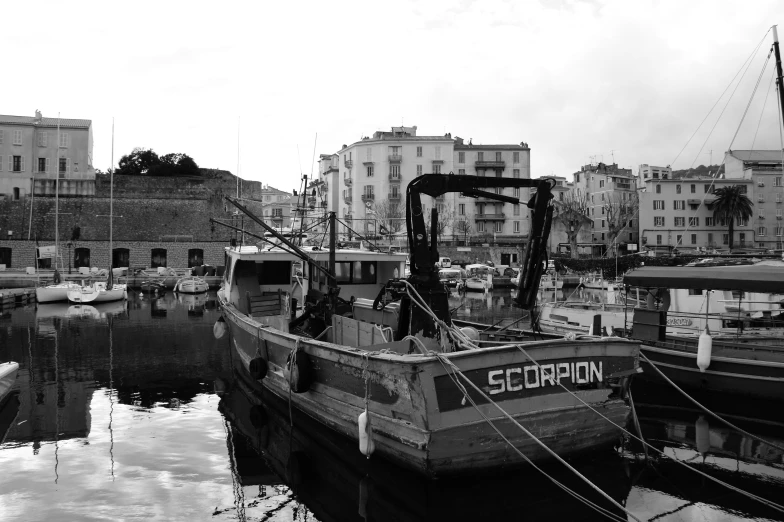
[35,281,82,303]
[216,174,640,477]
[0,362,20,407]
[174,276,209,294]
[140,280,167,295]
[464,263,493,291]
[67,281,127,303]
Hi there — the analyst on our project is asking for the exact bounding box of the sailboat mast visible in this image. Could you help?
[110,118,115,261]
[773,26,784,126]
[55,114,60,271]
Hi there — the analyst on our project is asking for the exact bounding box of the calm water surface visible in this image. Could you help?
[0,289,782,521]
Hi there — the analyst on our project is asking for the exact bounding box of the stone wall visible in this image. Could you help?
[0,239,230,270]
[437,245,526,267]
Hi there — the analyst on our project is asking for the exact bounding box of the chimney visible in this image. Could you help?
[34,110,42,122]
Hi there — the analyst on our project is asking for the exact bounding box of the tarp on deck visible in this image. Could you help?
[623,265,784,293]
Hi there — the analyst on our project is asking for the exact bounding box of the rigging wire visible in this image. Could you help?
[750,62,777,150]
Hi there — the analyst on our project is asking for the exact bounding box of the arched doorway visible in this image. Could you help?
[113,248,130,269]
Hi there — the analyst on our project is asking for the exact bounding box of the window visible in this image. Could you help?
[758,227,767,236]
[477,152,484,161]
[777,227,784,236]
[13,130,22,145]
[12,156,23,172]
[778,194,783,202]
[690,184,696,193]
[601,232,605,241]
[674,217,685,227]
[601,193,605,201]
[416,165,422,176]
[599,180,605,188]
[364,185,374,198]
[676,185,682,194]
[38,132,48,147]
[59,158,68,176]
[576,174,580,182]
[458,168,465,175]
[477,222,485,232]
[708,233,714,244]
[653,200,664,210]
[390,165,400,178]
[435,146,441,160]
[654,216,665,227]
[73,248,91,269]
[691,234,697,244]
[739,233,746,245]
[36,158,47,173]
[513,151,520,163]
[272,208,283,218]
[433,164,441,174]
[495,152,502,161]
[601,207,605,214]
[723,234,729,244]
[390,185,400,198]
[674,200,685,210]
[459,204,465,215]
[739,185,747,194]
[738,218,747,227]
[151,248,167,268]
[676,234,683,245]
[776,177,783,187]
[706,217,714,226]
[494,222,502,233]
[559,192,564,201]
[513,169,520,178]
[601,220,605,227]
[514,204,520,216]
[655,185,662,194]
[13,188,20,200]
[59,133,68,148]
[458,151,464,163]
[0,247,11,268]
[656,235,662,245]
[367,165,374,177]
[704,184,712,193]
[112,248,130,268]
[514,221,520,232]
[513,187,520,198]
[416,146,422,157]
[689,217,699,227]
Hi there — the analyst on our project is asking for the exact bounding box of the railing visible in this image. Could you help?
[344,177,352,186]
[388,154,402,163]
[475,160,505,169]
[344,159,353,169]
[388,193,401,201]
[474,213,506,220]
[388,173,401,181]
[344,195,352,203]
[361,193,375,201]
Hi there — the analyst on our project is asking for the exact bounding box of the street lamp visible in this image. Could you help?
[66,240,73,274]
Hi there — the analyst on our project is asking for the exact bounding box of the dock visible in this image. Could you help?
[0,288,37,309]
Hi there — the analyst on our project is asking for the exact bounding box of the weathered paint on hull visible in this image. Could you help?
[640,345,784,402]
[221,296,638,476]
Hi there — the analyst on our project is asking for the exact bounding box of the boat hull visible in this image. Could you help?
[220,293,639,476]
[35,284,79,303]
[175,277,209,294]
[639,341,784,402]
[67,285,127,303]
[0,362,20,406]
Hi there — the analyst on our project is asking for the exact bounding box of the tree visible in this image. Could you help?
[117,148,160,176]
[712,185,753,251]
[552,189,591,259]
[602,192,639,255]
[454,217,472,243]
[372,199,405,237]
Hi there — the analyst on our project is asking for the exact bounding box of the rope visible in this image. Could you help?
[639,351,784,452]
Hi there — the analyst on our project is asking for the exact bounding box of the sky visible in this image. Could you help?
[6,0,784,191]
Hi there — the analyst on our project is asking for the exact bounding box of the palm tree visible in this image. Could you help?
[711,185,753,252]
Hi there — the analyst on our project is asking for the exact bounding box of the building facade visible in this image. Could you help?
[638,164,673,181]
[571,162,639,253]
[0,111,94,199]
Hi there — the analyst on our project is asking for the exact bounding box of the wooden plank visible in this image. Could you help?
[342,317,359,348]
[358,320,374,347]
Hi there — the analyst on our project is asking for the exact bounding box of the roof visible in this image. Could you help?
[727,150,783,163]
[454,144,528,151]
[0,115,91,129]
[623,265,784,293]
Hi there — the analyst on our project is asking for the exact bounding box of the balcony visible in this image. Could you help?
[345,159,353,169]
[361,193,375,202]
[475,213,506,221]
[388,193,401,201]
[344,194,353,203]
[432,158,444,164]
[344,177,352,187]
[307,196,317,206]
[475,160,506,169]
[389,173,401,182]
[388,154,402,163]
[435,194,445,201]
[322,181,328,190]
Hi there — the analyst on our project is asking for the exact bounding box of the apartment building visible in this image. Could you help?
[571,162,639,253]
[638,177,763,251]
[453,137,531,241]
[258,185,295,229]
[638,164,673,181]
[0,110,94,199]
[724,150,784,249]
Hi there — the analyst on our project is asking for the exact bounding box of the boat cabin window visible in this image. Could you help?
[313,260,377,285]
[262,261,292,285]
[688,289,703,296]
[731,291,746,300]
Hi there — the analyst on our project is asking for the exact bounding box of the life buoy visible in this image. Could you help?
[287,349,312,393]
[249,357,268,380]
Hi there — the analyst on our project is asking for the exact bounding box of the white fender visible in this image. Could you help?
[695,415,710,454]
[697,327,712,372]
[358,409,375,457]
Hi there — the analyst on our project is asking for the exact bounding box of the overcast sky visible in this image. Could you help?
[6,0,784,190]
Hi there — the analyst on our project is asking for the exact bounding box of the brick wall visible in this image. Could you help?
[0,239,230,270]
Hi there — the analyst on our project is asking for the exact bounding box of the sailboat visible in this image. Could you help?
[35,116,80,304]
[67,118,126,304]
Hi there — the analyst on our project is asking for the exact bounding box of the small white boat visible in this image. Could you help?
[35,282,81,303]
[174,276,209,294]
[67,282,127,304]
[0,362,20,406]
[580,274,621,290]
[537,301,630,336]
[540,273,564,290]
[464,264,493,291]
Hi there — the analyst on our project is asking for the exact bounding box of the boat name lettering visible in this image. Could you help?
[666,317,692,326]
[487,362,602,394]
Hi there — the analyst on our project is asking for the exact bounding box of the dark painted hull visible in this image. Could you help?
[639,342,784,402]
[220,291,640,477]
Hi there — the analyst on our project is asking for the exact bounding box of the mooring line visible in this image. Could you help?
[639,351,784,452]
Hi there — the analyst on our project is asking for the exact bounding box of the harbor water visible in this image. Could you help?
[1,289,783,521]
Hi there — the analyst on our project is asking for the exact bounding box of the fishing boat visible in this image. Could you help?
[173,276,209,294]
[438,268,466,288]
[464,264,493,291]
[215,174,640,477]
[625,265,784,402]
[0,362,20,407]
